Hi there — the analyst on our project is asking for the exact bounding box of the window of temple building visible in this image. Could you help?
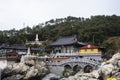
[85,49,87,52]
[91,49,94,51]
[59,50,61,53]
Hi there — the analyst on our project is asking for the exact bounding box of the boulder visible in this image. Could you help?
[24,66,38,79]
[2,57,49,80]
[61,53,120,80]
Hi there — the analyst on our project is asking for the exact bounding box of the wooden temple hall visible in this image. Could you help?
[49,35,102,54]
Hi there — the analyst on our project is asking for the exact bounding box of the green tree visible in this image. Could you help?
[103,37,120,55]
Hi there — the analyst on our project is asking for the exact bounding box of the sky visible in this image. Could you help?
[0,0,120,30]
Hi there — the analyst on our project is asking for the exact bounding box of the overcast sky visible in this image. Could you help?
[0,0,120,30]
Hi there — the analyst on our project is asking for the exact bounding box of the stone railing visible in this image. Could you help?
[46,57,100,66]
[49,52,102,57]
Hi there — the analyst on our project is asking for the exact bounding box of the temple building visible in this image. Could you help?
[79,44,102,54]
[0,44,44,56]
[47,35,103,63]
[49,35,103,55]
[49,35,87,54]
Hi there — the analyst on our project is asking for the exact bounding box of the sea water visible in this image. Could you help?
[42,73,61,80]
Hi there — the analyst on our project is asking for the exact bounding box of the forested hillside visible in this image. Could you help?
[0,15,120,53]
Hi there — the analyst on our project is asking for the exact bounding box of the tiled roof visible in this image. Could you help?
[0,44,27,50]
[81,44,98,49]
[7,52,18,56]
[0,44,44,51]
[50,35,86,46]
[31,48,44,51]
[77,42,87,45]
[50,35,77,46]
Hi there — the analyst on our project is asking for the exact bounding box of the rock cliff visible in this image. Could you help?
[61,53,120,80]
[1,56,49,80]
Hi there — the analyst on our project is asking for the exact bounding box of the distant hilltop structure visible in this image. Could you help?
[26,34,43,46]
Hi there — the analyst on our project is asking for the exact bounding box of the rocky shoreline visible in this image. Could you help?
[1,53,120,80]
[61,53,120,80]
[1,56,49,80]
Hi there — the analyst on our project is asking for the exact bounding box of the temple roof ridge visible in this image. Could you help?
[49,35,86,46]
